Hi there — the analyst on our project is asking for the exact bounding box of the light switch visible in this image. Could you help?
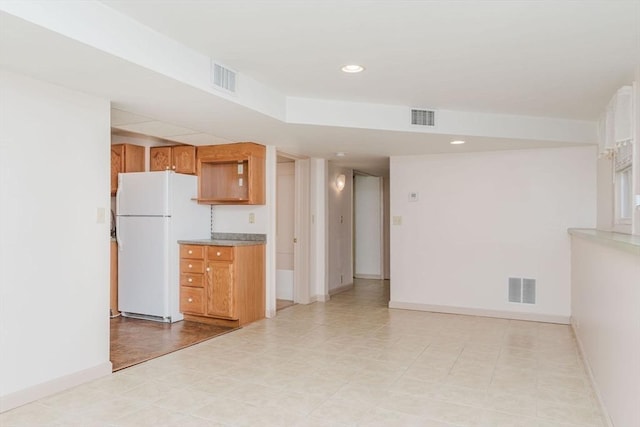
[408,192,419,202]
[237,163,244,174]
[392,216,402,226]
[249,213,255,223]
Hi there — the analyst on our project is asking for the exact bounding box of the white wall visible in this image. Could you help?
[327,164,353,293]
[383,174,390,280]
[570,236,640,427]
[0,71,112,410]
[354,175,383,278]
[390,146,597,322]
[309,158,328,301]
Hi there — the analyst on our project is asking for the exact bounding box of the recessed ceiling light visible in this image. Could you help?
[450,140,466,145]
[341,64,364,73]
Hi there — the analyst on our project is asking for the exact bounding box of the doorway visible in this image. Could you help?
[354,173,384,280]
[276,155,296,310]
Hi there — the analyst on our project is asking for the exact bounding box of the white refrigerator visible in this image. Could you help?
[116,171,209,322]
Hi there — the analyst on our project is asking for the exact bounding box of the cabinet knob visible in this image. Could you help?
[188,278,193,283]
[188,264,193,268]
[165,166,170,170]
[188,250,193,254]
[216,251,221,256]
[206,267,211,272]
[188,298,193,303]
[172,165,176,170]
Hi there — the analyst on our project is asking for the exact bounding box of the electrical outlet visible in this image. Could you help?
[249,213,255,224]
[392,216,402,225]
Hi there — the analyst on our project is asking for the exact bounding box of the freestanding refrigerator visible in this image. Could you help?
[116,171,209,322]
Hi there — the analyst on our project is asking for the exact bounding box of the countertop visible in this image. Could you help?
[179,232,266,247]
[178,238,265,247]
[568,228,640,255]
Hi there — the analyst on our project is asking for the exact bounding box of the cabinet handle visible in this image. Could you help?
[188,298,193,303]
[188,278,193,283]
[188,264,193,268]
[188,250,193,254]
[216,251,221,256]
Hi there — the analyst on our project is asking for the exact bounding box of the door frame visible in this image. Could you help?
[276,151,310,305]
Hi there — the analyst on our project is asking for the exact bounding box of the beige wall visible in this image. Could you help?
[390,146,597,321]
[327,164,353,292]
[0,71,111,410]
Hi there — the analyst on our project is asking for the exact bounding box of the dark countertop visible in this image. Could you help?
[178,239,265,247]
[179,232,266,247]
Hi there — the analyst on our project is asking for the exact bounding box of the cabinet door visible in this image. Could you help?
[150,146,173,171]
[205,261,236,319]
[173,145,196,174]
[110,145,124,196]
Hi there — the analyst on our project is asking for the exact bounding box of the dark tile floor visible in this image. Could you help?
[110,316,237,371]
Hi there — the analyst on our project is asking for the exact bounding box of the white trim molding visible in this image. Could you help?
[388,301,570,324]
[0,362,112,413]
[329,283,354,296]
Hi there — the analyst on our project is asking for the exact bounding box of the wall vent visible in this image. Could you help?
[411,109,435,126]
[211,62,237,93]
[508,277,536,304]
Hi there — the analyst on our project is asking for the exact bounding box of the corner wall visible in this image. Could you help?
[389,146,596,322]
[570,236,640,427]
[0,71,112,410]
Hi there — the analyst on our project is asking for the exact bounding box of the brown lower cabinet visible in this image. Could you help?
[179,243,265,327]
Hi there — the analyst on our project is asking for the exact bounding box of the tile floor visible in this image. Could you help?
[1,279,606,427]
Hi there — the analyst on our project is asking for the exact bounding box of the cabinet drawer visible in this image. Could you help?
[180,273,204,287]
[180,259,204,274]
[180,245,205,259]
[180,287,205,315]
[207,246,234,261]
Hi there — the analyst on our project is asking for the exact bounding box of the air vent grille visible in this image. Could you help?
[212,62,236,93]
[411,109,435,126]
[508,277,536,304]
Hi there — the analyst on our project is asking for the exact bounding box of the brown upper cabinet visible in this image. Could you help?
[111,144,145,196]
[150,145,196,175]
[196,142,265,205]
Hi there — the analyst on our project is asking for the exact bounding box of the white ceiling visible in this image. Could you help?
[1,1,638,175]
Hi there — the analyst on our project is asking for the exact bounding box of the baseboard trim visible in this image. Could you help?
[388,301,570,324]
[354,274,383,280]
[0,361,112,413]
[329,283,354,296]
[266,308,277,318]
[311,294,330,302]
[571,318,613,427]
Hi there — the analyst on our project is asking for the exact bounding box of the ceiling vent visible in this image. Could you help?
[411,109,435,126]
[211,62,237,93]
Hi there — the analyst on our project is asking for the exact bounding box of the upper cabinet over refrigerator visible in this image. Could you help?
[196,142,265,205]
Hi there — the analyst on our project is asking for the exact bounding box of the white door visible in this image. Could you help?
[354,175,383,279]
[117,216,170,318]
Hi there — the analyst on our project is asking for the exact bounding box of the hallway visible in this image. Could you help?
[1,279,604,426]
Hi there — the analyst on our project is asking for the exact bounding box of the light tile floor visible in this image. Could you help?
[1,279,606,427]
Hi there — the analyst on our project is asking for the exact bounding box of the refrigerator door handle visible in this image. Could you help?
[116,175,122,250]
[116,216,123,250]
